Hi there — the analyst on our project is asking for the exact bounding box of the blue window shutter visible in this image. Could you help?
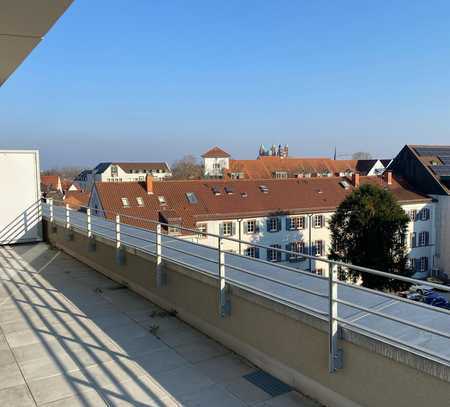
[255,248,260,258]
[277,247,282,262]
[266,219,271,232]
[277,217,282,232]
[255,221,260,233]
[266,248,271,261]
[286,217,290,230]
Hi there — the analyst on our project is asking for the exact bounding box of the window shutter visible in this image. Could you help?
[320,216,324,228]
[425,232,429,246]
[255,248,260,258]
[277,248,282,262]
[232,222,236,236]
[255,221,260,233]
[424,257,429,271]
[219,223,224,236]
[243,221,248,234]
[411,233,416,248]
[277,217,282,232]
[266,248,271,261]
[286,217,291,230]
[266,219,271,232]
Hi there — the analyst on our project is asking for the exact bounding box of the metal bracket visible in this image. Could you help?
[156,265,167,288]
[88,237,96,252]
[64,229,74,241]
[220,284,231,317]
[333,349,344,370]
[116,248,126,265]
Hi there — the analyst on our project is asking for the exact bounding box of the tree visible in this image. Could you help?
[171,155,203,179]
[352,151,372,160]
[328,184,410,290]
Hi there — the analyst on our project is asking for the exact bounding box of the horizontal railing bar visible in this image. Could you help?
[225,262,328,299]
[224,249,326,281]
[336,298,450,340]
[42,204,450,293]
[336,317,450,365]
[335,279,450,317]
[117,230,156,245]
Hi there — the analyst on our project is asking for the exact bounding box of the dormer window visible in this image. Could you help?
[121,197,130,208]
[136,197,144,207]
[158,196,167,205]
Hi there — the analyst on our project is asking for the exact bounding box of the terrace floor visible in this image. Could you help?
[0,243,320,407]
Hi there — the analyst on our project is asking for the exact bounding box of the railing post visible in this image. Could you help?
[328,262,342,372]
[218,237,230,317]
[65,204,70,229]
[87,208,92,238]
[48,198,54,223]
[156,223,166,287]
[115,214,121,249]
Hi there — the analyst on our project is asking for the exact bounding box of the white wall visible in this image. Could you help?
[430,195,450,278]
[0,150,42,244]
[204,157,229,177]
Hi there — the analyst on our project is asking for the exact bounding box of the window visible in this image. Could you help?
[222,222,233,236]
[267,217,280,232]
[287,241,305,262]
[158,196,167,205]
[196,223,207,238]
[287,216,305,230]
[245,220,258,234]
[230,172,244,179]
[314,268,324,276]
[111,165,118,177]
[313,215,324,228]
[410,232,417,248]
[274,171,288,179]
[213,163,221,169]
[420,257,429,272]
[136,197,144,207]
[168,225,180,235]
[267,244,282,262]
[186,192,198,204]
[408,209,417,222]
[418,231,429,247]
[314,240,324,256]
[420,208,430,221]
[121,197,130,208]
[244,247,259,258]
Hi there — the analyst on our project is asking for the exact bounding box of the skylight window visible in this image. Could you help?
[212,186,221,196]
[158,196,167,205]
[136,197,144,207]
[225,187,234,195]
[259,185,269,193]
[241,192,248,198]
[186,192,198,204]
[339,180,350,190]
[121,197,130,208]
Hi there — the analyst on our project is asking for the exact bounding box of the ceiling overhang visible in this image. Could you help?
[0,0,73,86]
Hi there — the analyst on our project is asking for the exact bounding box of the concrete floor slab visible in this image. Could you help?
[0,244,319,407]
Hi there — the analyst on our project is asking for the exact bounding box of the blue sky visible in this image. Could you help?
[2,1,450,169]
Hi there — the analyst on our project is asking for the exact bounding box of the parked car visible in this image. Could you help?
[409,285,433,295]
[406,292,422,301]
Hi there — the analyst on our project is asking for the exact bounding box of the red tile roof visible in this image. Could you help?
[64,191,90,209]
[93,175,430,232]
[41,175,60,187]
[201,147,231,158]
[226,157,357,179]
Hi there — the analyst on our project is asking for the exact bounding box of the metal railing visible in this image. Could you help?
[42,198,450,371]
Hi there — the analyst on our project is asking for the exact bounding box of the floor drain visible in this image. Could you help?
[243,370,292,397]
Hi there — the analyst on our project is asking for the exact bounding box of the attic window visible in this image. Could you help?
[158,196,167,205]
[212,186,221,196]
[339,180,350,190]
[186,192,198,204]
[225,187,234,195]
[259,185,269,193]
[241,192,248,198]
[121,198,130,208]
[136,197,144,207]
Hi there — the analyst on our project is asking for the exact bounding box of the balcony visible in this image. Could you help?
[1,199,449,406]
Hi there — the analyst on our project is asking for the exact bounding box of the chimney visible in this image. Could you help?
[352,172,360,188]
[384,170,392,185]
[146,174,154,194]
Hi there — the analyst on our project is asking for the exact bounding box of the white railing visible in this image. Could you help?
[41,198,450,371]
